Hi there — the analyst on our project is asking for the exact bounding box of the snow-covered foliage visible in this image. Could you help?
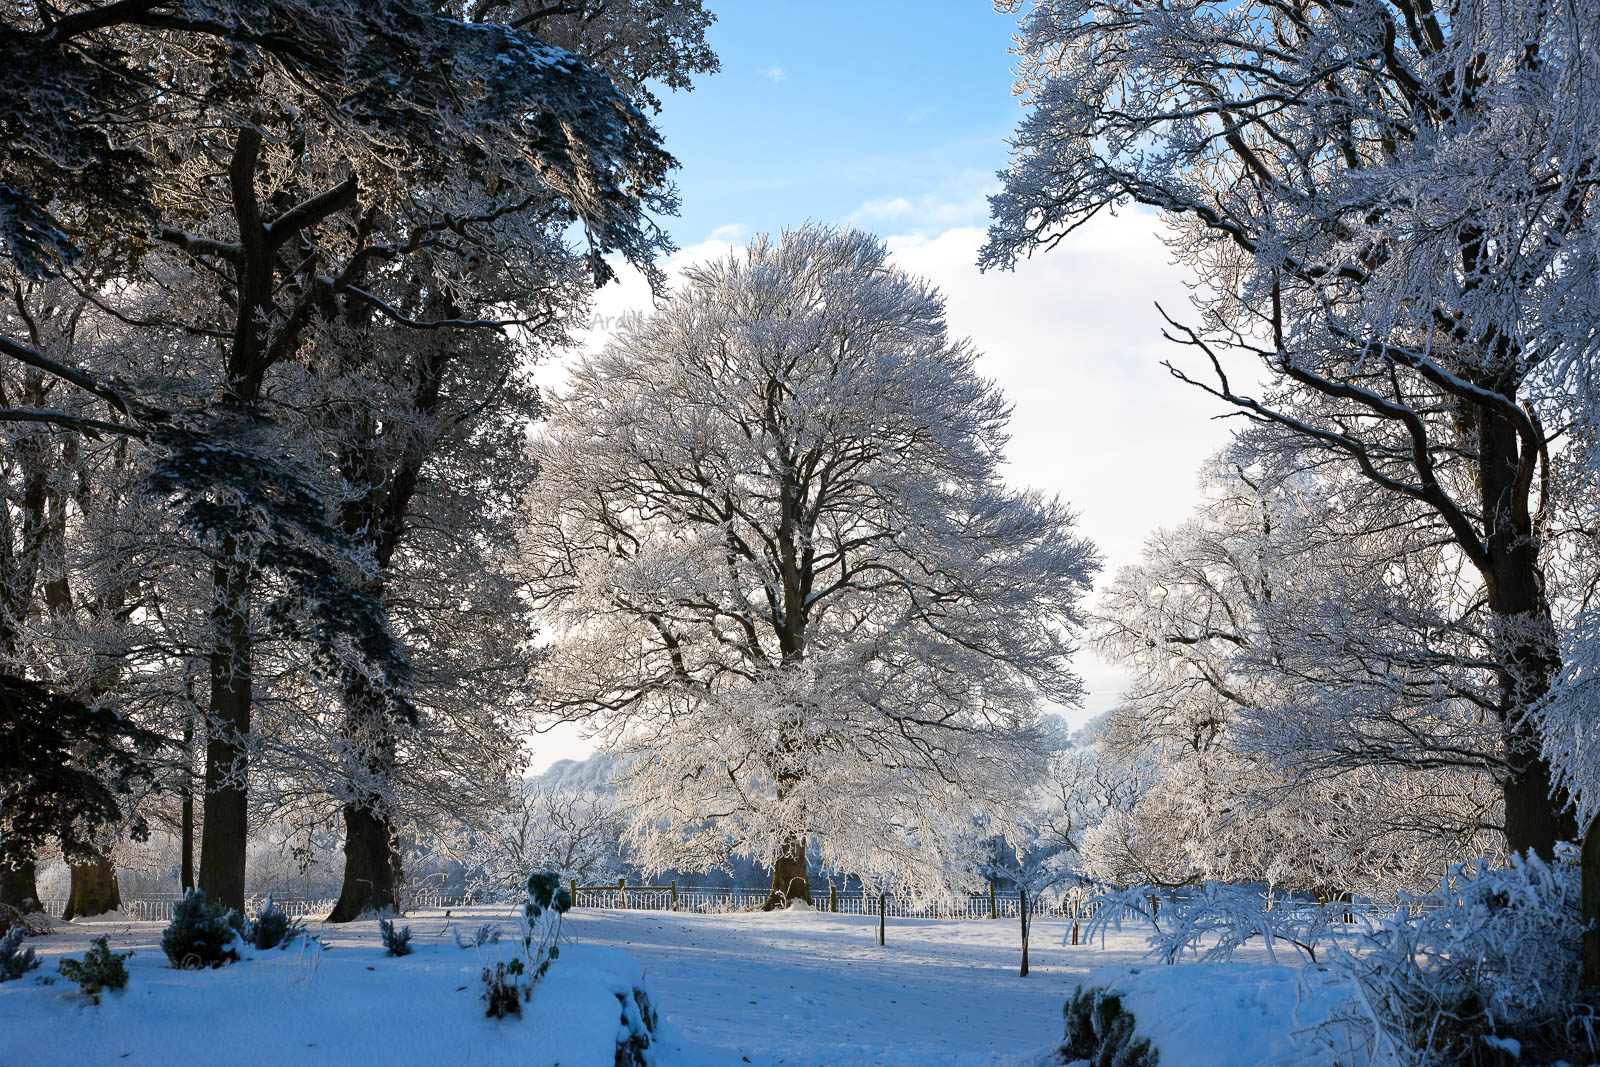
[0,924,38,981]
[57,935,130,1004]
[1541,611,1600,826]
[242,892,303,951]
[461,782,627,898]
[988,0,1600,865]
[476,872,573,1019]
[1084,465,1499,897]
[379,918,414,958]
[160,889,242,970]
[1322,850,1594,1066]
[525,224,1099,897]
[1085,882,1348,965]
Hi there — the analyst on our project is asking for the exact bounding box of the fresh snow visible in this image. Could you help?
[3,908,661,1067]
[1079,962,1365,1067]
[2,905,1357,1067]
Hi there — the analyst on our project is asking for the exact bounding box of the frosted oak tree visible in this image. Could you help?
[525,226,1099,907]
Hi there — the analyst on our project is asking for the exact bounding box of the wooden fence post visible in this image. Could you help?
[1148,892,1159,920]
[619,876,626,909]
[1019,885,1030,976]
[989,881,998,920]
[829,884,837,913]
[1070,896,1080,946]
[877,892,886,946]
[670,880,677,911]
[570,879,578,909]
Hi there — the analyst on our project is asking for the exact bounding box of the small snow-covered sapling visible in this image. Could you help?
[379,917,413,957]
[160,889,241,969]
[57,936,131,1003]
[245,892,305,950]
[0,925,39,981]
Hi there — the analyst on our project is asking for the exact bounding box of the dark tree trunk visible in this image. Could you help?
[328,802,401,921]
[0,856,40,912]
[198,547,253,913]
[1476,404,1575,858]
[62,855,120,920]
[327,676,402,922]
[764,835,811,909]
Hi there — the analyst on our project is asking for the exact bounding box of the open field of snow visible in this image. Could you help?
[569,905,1147,1065]
[1,903,1356,1067]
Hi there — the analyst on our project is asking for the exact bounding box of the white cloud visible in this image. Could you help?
[760,65,787,83]
[844,171,998,235]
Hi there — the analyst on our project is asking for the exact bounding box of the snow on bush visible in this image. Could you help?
[243,892,304,951]
[478,870,572,1017]
[1055,984,1156,1067]
[1083,882,1348,964]
[1319,849,1595,1066]
[0,924,39,981]
[57,935,131,1004]
[160,888,241,969]
[378,917,413,957]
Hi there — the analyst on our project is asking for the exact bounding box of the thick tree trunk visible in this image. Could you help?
[328,673,402,922]
[1501,718,1573,859]
[1476,405,1576,858]
[764,835,811,909]
[198,548,253,913]
[62,855,120,920]
[0,856,40,912]
[328,802,401,921]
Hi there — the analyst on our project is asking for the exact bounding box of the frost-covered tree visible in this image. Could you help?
[3,0,695,913]
[460,782,627,899]
[1088,464,1502,896]
[525,225,1099,906]
[986,0,1600,866]
[986,0,1600,977]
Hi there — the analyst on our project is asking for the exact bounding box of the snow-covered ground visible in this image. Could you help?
[2,904,1346,1067]
[566,905,1147,1065]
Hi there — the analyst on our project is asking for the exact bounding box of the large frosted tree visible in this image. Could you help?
[984,0,1600,980]
[525,225,1099,906]
[985,0,1597,864]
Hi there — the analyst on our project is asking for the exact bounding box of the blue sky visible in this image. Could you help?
[652,2,1021,245]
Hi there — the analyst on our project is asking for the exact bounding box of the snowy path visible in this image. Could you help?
[562,906,1153,1066]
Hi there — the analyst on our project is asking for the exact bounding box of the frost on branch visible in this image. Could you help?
[525,224,1100,900]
